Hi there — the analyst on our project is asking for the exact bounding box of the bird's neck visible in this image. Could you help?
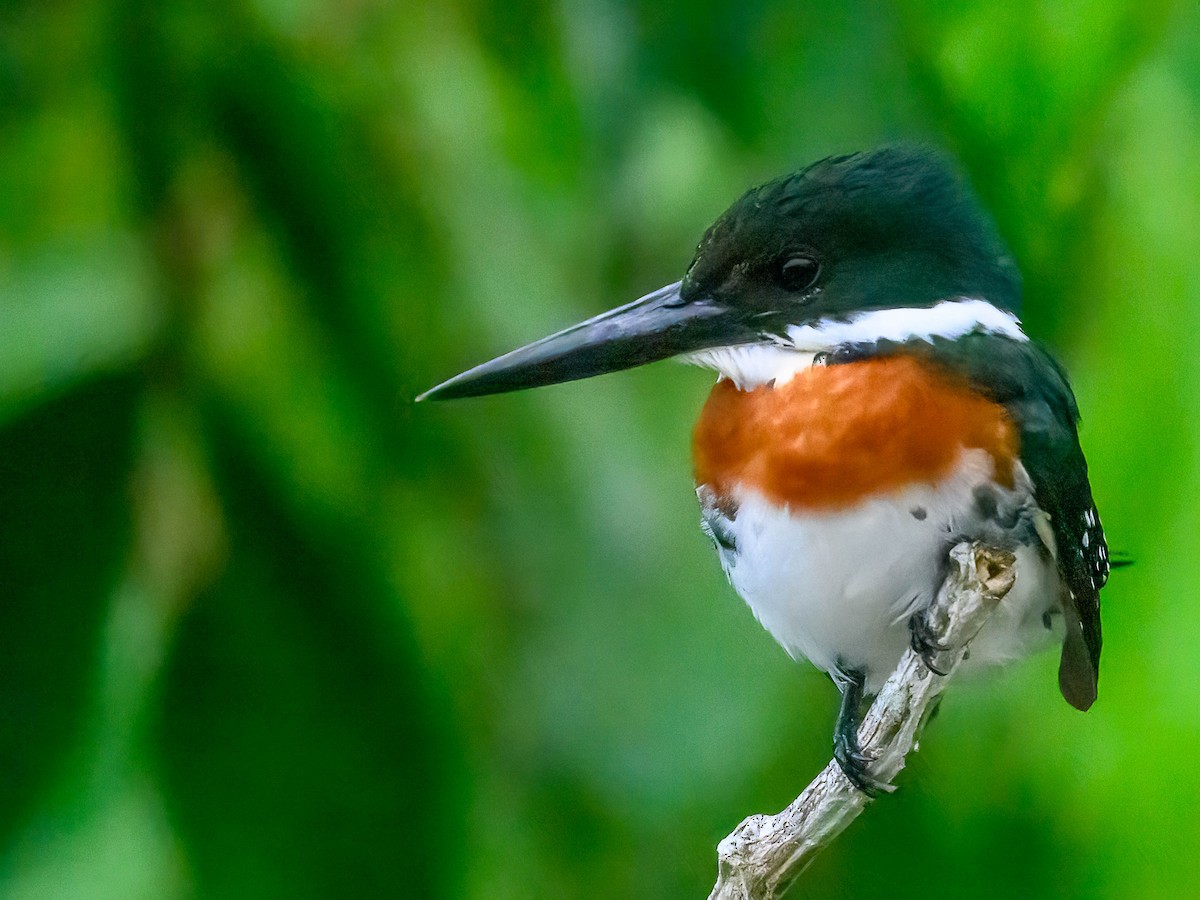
[685,297,1025,390]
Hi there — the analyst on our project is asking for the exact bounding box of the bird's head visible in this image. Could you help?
[419,145,1022,400]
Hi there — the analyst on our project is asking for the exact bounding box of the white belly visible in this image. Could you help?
[700,450,1063,691]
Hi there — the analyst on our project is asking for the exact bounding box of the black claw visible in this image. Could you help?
[833,732,882,798]
[831,666,887,797]
[909,613,950,676]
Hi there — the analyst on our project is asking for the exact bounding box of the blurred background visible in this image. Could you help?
[1,1,1197,897]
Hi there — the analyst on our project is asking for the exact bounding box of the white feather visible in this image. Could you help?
[683,346,817,391]
[785,297,1026,350]
[684,298,1026,390]
[700,451,1060,691]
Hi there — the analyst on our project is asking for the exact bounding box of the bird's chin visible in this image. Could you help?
[682,344,818,392]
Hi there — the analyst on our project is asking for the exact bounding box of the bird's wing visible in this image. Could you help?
[923,333,1109,709]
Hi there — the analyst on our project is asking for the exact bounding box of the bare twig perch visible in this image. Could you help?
[709,542,1016,900]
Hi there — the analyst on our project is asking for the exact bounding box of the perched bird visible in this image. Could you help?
[420,146,1110,794]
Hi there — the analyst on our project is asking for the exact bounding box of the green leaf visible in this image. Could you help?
[153,418,458,899]
[0,240,159,427]
[0,373,140,849]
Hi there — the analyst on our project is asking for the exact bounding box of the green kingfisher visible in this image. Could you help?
[419,146,1110,795]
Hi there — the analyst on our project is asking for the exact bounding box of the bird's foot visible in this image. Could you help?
[832,665,889,797]
[832,727,884,798]
[909,612,949,676]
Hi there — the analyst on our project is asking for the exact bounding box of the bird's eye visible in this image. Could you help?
[778,255,820,292]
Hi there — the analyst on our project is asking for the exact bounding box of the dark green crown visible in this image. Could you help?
[682,145,1022,322]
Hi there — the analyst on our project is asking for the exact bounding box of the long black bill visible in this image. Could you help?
[417,282,752,401]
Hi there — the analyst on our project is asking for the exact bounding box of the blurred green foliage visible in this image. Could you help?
[1,1,1198,897]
